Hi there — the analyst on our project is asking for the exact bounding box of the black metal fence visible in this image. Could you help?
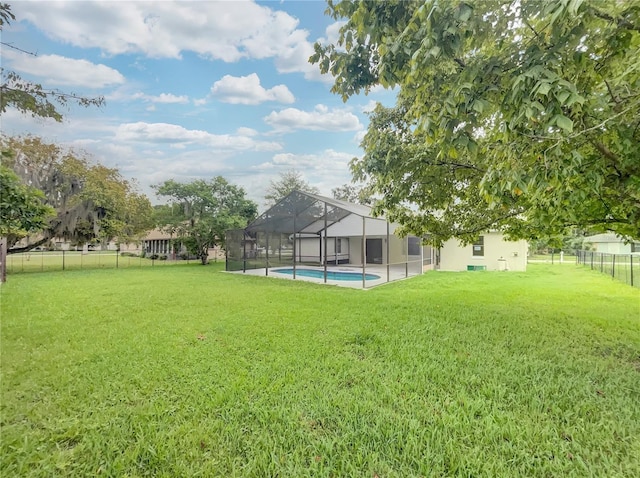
[576,250,638,288]
[4,250,199,275]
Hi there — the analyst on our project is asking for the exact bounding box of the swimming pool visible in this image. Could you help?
[272,268,381,281]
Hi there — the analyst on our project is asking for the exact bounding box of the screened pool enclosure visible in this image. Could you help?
[226,191,431,288]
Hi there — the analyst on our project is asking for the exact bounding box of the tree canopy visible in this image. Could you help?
[154,177,257,265]
[331,183,372,205]
[264,170,320,207]
[2,136,154,252]
[0,164,54,241]
[311,0,640,244]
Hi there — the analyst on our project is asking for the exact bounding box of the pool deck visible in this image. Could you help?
[227,264,421,289]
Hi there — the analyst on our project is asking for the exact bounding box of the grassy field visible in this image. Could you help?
[1,264,638,477]
[4,251,202,274]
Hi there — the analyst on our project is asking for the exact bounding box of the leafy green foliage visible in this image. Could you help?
[1,264,639,476]
[154,177,257,264]
[311,0,640,244]
[2,136,153,252]
[264,170,320,207]
[331,183,372,205]
[0,165,54,240]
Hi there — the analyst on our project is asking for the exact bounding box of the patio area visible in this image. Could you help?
[227,263,420,289]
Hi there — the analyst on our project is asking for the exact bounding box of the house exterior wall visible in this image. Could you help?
[592,241,632,254]
[325,214,391,237]
[295,233,424,268]
[439,232,528,271]
[296,236,321,262]
[583,233,640,254]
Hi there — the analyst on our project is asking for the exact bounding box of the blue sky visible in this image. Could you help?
[2,0,395,208]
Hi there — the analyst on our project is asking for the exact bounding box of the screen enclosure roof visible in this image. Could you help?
[244,190,387,235]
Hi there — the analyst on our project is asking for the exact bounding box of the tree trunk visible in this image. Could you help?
[199,246,208,265]
[1,237,7,283]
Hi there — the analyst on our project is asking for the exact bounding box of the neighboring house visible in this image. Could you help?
[583,233,640,254]
[120,228,224,260]
[438,232,529,272]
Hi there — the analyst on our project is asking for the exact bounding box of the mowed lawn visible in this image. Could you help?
[1,264,638,477]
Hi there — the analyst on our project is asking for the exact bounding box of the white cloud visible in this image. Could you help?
[353,130,367,144]
[150,93,189,104]
[13,1,299,61]
[236,127,259,137]
[4,51,125,88]
[11,1,334,83]
[114,122,282,152]
[211,74,294,105]
[264,105,363,133]
[361,100,378,113]
[275,21,345,82]
[252,149,354,175]
[324,21,346,46]
[249,149,358,200]
[132,92,189,104]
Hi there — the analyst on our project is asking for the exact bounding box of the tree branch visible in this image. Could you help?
[603,79,620,104]
[453,209,525,236]
[590,140,618,164]
[0,41,37,56]
[454,58,466,69]
[7,236,49,254]
[590,8,640,33]
[432,160,486,173]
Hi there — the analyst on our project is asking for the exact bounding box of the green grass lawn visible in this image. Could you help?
[4,251,197,274]
[1,264,638,477]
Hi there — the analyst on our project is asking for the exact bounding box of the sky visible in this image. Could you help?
[2,0,396,209]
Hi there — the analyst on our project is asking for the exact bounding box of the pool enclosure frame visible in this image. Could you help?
[226,190,425,288]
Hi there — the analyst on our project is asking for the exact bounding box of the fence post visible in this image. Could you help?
[62,249,65,271]
[631,255,634,287]
[612,254,615,278]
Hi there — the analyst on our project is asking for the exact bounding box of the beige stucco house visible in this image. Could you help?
[438,231,528,272]
[583,233,640,254]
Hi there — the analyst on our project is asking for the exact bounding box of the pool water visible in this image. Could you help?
[273,268,380,281]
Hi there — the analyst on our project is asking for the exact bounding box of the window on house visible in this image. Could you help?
[473,236,484,257]
[408,236,421,255]
[335,238,342,254]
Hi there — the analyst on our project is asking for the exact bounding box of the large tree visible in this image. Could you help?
[2,136,154,252]
[154,177,257,265]
[0,165,53,239]
[311,0,640,244]
[0,164,55,280]
[264,170,320,207]
[331,183,372,205]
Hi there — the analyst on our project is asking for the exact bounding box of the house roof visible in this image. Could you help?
[245,190,386,235]
[584,233,626,243]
